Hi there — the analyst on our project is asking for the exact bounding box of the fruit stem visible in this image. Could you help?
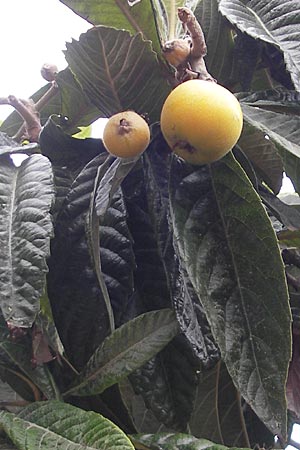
[162,7,216,84]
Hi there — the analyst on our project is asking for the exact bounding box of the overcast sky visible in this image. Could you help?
[0,0,90,120]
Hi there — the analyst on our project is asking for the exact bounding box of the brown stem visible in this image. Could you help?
[162,7,216,84]
[8,96,39,132]
[13,82,59,142]
[178,7,207,57]
[4,367,41,402]
[34,82,59,111]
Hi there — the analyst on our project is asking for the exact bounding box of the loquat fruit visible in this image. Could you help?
[160,79,243,165]
[102,111,150,158]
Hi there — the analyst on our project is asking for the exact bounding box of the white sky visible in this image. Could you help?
[0,0,90,121]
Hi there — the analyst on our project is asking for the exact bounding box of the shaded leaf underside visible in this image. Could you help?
[64,27,170,123]
[219,0,300,91]
[0,155,54,327]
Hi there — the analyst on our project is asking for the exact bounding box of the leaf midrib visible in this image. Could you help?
[7,169,18,319]
[65,315,177,396]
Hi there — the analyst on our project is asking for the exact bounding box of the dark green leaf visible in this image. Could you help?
[64,309,179,397]
[47,153,112,370]
[169,154,291,437]
[39,116,104,172]
[60,0,164,57]
[259,186,300,231]
[94,187,137,328]
[219,0,300,91]
[194,0,235,87]
[189,363,250,447]
[228,31,260,91]
[238,89,300,115]
[0,132,39,157]
[95,156,139,220]
[241,102,300,195]
[278,230,300,249]
[143,132,220,367]
[0,154,54,328]
[237,121,283,194]
[56,68,101,134]
[119,377,168,434]
[122,140,217,430]
[64,27,170,123]
[261,43,294,90]
[132,432,249,450]
[0,400,134,449]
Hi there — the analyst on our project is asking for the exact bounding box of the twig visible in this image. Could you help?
[13,82,59,142]
[0,95,40,142]
[1,81,59,143]
[162,7,216,84]
[3,367,41,402]
[0,400,30,408]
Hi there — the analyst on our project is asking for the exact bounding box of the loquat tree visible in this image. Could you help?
[0,1,299,449]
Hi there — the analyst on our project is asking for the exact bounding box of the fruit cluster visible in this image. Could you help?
[102,79,243,165]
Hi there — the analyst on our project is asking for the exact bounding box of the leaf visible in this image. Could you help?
[64,27,170,123]
[92,185,137,328]
[0,154,54,328]
[39,117,106,224]
[241,102,300,195]
[60,0,164,57]
[47,154,112,370]
[194,0,235,86]
[238,88,300,115]
[219,0,300,91]
[36,295,65,357]
[169,154,292,438]
[237,121,283,194]
[0,132,39,157]
[119,377,168,434]
[0,314,60,401]
[122,140,217,430]
[56,68,101,134]
[189,362,251,447]
[95,157,139,220]
[0,435,17,450]
[278,230,300,249]
[40,116,104,171]
[64,309,179,397]
[261,42,294,90]
[287,331,300,420]
[142,132,220,367]
[0,400,134,450]
[259,186,300,231]
[229,31,261,91]
[131,432,249,450]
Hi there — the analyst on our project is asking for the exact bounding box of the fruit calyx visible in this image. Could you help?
[174,140,196,154]
[118,118,132,135]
